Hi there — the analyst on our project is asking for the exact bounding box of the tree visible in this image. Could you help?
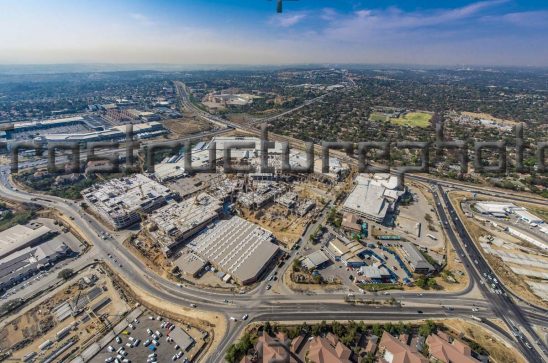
[418,320,437,337]
[264,321,273,335]
[58,269,74,280]
[372,323,382,337]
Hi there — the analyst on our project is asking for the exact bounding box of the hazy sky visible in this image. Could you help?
[0,0,546,66]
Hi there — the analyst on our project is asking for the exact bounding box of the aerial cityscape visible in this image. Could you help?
[0,1,546,363]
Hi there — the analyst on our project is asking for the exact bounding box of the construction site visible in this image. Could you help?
[0,264,131,362]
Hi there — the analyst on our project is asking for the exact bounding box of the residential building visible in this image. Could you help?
[307,333,352,363]
[378,332,428,363]
[426,332,480,363]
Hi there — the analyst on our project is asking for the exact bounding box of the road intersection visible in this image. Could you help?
[0,86,545,362]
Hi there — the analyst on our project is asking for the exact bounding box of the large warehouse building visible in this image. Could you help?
[342,174,405,224]
[0,224,52,259]
[82,174,175,229]
[188,216,279,285]
[148,193,223,256]
[0,239,72,291]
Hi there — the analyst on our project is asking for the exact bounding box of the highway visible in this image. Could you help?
[433,183,547,362]
[3,154,540,362]
[0,85,545,362]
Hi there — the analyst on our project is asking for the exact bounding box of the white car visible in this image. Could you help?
[242,314,249,320]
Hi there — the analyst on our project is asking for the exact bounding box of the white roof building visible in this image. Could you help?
[475,202,517,217]
[0,225,52,259]
[301,250,331,270]
[513,209,544,225]
[341,174,404,223]
[188,216,279,285]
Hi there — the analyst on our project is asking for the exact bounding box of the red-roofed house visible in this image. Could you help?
[307,333,352,363]
[426,332,480,363]
[378,331,428,363]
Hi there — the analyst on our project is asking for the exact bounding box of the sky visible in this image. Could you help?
[0,0,546,66]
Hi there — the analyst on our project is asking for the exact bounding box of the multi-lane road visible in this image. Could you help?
[0,85,545,362]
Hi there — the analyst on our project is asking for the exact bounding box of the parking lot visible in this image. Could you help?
[90,312,196,363]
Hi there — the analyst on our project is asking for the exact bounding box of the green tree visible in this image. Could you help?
[58,268,74,280]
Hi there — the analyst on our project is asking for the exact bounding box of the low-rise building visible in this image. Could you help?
[399,243,434,274]
[174,252,208,278]
[168,326,195,352]
[301,250,331,270]
[341,212,362,233]
[255,332,297,363]
[82,174,175,229]
[0,239,72,290]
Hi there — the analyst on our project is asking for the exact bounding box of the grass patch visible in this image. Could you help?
[390,112,432,128]
[358,283,403,292]
[369,111,390,122]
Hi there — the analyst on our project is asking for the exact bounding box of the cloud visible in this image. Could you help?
[482,10,548,28]
[269,12,307,27]
[319,0,512,42]
[130,13,154,26]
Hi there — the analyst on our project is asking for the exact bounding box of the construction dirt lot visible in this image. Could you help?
[163,116,215,138]
[0,265,131,362]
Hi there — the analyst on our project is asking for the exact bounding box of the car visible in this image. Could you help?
[417,310,423,314]
[242,314,248,320]
[230,316,237,321]
[266,284,271,290]
[190,303,197,308]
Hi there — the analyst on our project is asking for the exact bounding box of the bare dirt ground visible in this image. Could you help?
[442,319,527,363]
[449,192,548,308]
[460,112,520,126]
[1,266,130,361]
[163,117,214,138]
[240,204,308,247]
